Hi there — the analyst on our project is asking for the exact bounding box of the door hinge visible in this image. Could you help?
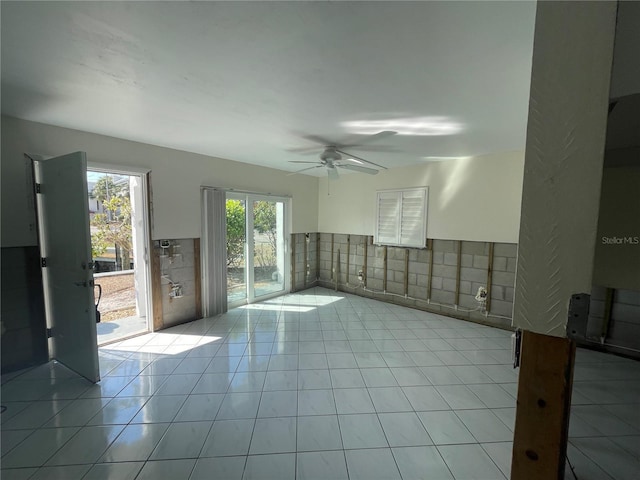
[35,183,42,194]
[41,257,48,267]
[46,328,53,338]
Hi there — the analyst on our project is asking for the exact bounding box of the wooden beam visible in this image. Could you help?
[486,242,495,313]
[383,246,388,292]
[290,234,296,293]
[454,240,462,305]
[363,237,368,287]
[303,233,308,288]
[330,233,334,280]
[511,330,576,480]
[427,248,434,301]
[194,238,202,320]
[316,233,320,281]
[404,249,409,296]
[346,235,351,285]
[151,246,163,331]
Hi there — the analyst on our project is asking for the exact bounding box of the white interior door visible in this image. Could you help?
[35,152,100,382]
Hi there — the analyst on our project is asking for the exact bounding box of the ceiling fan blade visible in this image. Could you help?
[289,160,322,164]
[327,167,339,180]
[338,164,379,175]
[286,146,324,154]
[335,149,388,170]
[301,133,335,146]
[287,165,324,176]
[338,130,397,148]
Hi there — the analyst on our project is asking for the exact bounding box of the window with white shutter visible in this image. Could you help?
[375,187,428,248]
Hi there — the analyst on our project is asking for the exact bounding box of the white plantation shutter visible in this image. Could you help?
[375,188,427,247]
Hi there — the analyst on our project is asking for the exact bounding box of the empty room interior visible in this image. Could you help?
[1,2,639,480]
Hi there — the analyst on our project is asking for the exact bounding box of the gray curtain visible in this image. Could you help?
[201,188,228,316]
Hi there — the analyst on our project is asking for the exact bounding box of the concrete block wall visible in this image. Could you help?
[157,238,198,327]
[587,286,640,353]
[315,234,517,329]
[291,233,319,292]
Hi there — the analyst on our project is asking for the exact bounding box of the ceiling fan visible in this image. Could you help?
[287,130,397,180]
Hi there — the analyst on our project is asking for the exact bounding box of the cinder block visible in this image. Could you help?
[493,257,507,272]
[460,267,486,283]
[494,243,517,258]
[489,299,513,317]
[387,281,404,295]
[493,271,515,288]
[458,293,477,309]
[461,241,489,256]
[442,278,457,292]
[444,253,458,266]
[388,260,405,272]
[433,240,456,253]
[417,250,430,263]
[432,264,456,279]
[431,289,455,305]
[461,254,473,267]
[505,287,514,302]
[490,286,505,300]
[473,255,489,270]
[408,285,427,300]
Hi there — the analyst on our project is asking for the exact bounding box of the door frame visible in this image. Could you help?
[28,154,155,347]
[226,192,291,308]
[85,162,154,337]
[201,187,291,312]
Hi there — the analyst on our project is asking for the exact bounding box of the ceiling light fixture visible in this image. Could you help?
[342,117,463,136]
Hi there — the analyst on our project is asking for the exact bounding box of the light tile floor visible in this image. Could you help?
[2,287,639,479]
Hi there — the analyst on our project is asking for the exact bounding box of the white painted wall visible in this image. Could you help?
[1,116,319,247]
[317,151,525,243]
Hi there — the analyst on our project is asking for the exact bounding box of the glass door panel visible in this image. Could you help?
[253,200,285,299]
[226,197,247,305]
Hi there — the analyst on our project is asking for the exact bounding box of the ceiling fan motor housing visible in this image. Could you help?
[320,148,341,163]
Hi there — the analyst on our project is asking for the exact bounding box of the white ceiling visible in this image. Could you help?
[1,1,536,175]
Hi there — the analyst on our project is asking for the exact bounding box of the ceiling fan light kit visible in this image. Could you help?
[288,130,396,180]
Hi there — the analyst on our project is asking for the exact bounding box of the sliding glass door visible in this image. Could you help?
[226,193,288,306]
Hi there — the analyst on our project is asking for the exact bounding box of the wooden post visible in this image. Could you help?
[454,240,462,305]
[404,249,409,296]
[383,246,388,292]
[346,235,351,285]
[427,247,434,301]
[512,331,576,479]
[486,242,495,313]
[151,246,163,331]
[194,238,202,320]
[363,237,368,287]
[316,233,320,281]
[330,233,334,280]
[303,233,308,288]
[290,234,296,293]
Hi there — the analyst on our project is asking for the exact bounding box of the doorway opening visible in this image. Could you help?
[226,194,288,307]
[87,170,151,345]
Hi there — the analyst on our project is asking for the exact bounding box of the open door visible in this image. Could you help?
[34,152,100,382]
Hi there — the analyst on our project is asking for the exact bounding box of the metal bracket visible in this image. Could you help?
[567,293,591,340]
